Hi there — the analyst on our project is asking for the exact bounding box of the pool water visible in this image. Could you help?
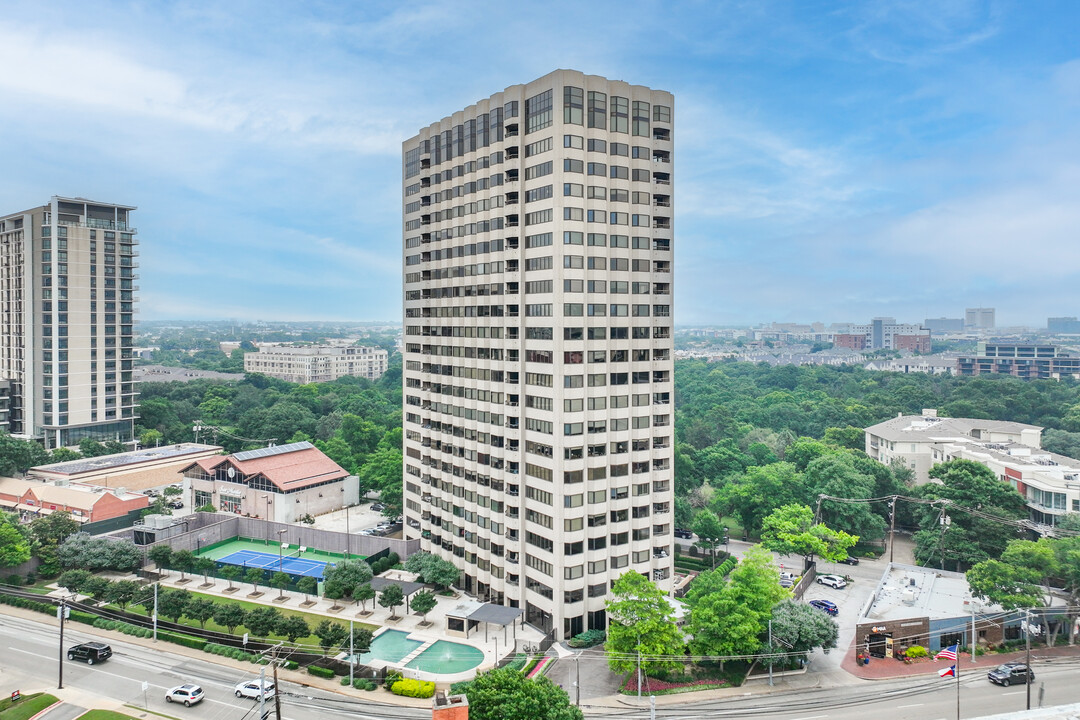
[352,630,422,664]
[406,640,485,674]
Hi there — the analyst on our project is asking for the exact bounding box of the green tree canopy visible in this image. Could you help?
[464,666,583,720]
[378,584,405,618]
[605,571,684,676]
[313,619,348,655]
[763,599,839,666]
[759,504,858,563]
[212,603,247,634]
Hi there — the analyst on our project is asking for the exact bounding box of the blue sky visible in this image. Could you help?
[1,1,1077,327]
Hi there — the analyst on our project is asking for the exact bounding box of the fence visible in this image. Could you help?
[82,507,147,536]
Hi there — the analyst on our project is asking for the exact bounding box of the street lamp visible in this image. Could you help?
[261,494,271,544]
[345,503,351,559]
[277,529,287,572]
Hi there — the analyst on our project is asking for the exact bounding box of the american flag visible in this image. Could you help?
[936,644,958,661]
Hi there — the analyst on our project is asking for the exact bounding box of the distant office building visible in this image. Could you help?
[836,318,930,351]
[924,317,964,333]
[965,307,995,329]
[243,345,389,383]
[0,197,139,448]
[1048,317,1080,334]
[956,342,1080,380]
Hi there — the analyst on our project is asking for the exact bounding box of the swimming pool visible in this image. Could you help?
[351,630,423,665]
[405,640,485,674]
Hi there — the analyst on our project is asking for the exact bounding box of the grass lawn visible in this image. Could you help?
[79,711,142,720]
[112,589,377,647]
[0,693,58,720]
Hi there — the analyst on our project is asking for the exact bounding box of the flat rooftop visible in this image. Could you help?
[32,443,222,475]
[861,562,986,622]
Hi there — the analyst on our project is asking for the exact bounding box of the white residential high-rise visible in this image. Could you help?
[402,70,675,639]
[0,197,138,448]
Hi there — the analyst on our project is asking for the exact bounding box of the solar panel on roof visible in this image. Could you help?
[233,441,314,462]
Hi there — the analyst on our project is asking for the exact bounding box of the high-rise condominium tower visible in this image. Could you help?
[402,70,674,639]
[0,197,138,448]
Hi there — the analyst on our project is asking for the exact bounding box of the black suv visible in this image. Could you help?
[68,642,112,665]
[673,528,693,539]
[987,662,1033,687]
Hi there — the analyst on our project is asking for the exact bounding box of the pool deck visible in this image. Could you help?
[145,564,545,685]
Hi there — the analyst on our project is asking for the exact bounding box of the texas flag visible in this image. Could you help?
[939,665,956,678]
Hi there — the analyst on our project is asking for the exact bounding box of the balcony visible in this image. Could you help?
[506,146,520,159]
[652,151,671,164]
[653,128,670,141]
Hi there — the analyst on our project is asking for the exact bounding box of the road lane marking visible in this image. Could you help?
[790,715,828,720]
[1002,691,1024,695]
[897,704,924,709]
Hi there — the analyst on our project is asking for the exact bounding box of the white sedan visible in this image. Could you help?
[234,679,276,700]
[817,574,848,589]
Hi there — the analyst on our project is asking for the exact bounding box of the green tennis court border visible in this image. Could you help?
[194,536,366,563]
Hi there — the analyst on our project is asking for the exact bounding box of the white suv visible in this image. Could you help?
[234,679,276,700]
[165,684,204,706]
[817,574,848,589]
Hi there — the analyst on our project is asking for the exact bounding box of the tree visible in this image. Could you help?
[411,590,437,622]
[163,485,183,498]
[966,560,1043,610]
[323,559,373,598]
[378,584,405,619]
[804,454,887,542]
[276,615,310,643]
[78,438,111,458]
[404,551,459,589]
[139,429,164,448]
[715,462,807,538]
[158,589,191,622]
[56,533,142,572]
[313,619,348,655]
[687,546,788,668]
[354,582,376,611]
[464,666,583,720]
[213,603,248,634]
[605,571,684,676]
[149,545,173,574]
[297,576,318,603]
[245,606,283,638]
[184,597,217,629]
[0,516,30,568]
[245,567,265,593]
[823,426,865,451]
[195,557,216,584]
[106,580,141,611]
[195,503,217,513]
[271,571,291,600]
[220,564,242,591]
[172,549,196,582]
[29,510,79,577]
[759,504,857,566]
[763,599,838,667]
[58,569,92,595]
[343,626,373,654]
[83,577,113,604]
[323,580,345,610]
[49,447,81,463]
[690,509,726,568]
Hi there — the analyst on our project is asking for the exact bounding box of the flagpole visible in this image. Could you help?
[955,652,961,720]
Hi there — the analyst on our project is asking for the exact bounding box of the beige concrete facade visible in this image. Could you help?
[0,197,139,448]
[243,345,388,383]
[402,70,676,640]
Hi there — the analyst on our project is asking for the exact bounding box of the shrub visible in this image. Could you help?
[25,572,36,584]
[307,665,335,679]
[384,671,403,691]
[568,629,606,648]
[340,677,351,686]
[906,645,928,658]
[5,574,23,586]
[391,678,435,698]
[285,660,299,670]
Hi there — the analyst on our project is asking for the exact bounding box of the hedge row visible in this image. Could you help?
[392,678,435,698]
[0,594,54,614]
[307,665,335,679]
[204,642,259,662]
[504,653,528,672]
[93,618,154,638]
[567,629,606,648]
[340,677,378,691]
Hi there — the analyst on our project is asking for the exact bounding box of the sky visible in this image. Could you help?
[1,0,1078,328]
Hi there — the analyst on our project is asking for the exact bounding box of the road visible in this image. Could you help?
[600,660,1080,719]
[0,614,428,720]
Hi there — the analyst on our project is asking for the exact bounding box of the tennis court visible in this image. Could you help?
[216,549,329,579]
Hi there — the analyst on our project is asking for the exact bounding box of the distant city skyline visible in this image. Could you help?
[1,1,1078,326]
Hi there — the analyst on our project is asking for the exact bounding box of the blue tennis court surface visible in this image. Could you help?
[217,549,329,579]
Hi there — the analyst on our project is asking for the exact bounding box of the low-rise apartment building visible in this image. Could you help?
[0,476,148,523]
[243,345,389,383]
[956,342,1080,380]
[865,410,1080,531]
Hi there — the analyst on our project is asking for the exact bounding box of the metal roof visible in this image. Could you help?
[233,441,314,462]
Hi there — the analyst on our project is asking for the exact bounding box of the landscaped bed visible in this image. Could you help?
[0,693,59,720]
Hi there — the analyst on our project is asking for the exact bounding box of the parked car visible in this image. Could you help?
[67,642,112,665]
[808,599,839,616]
[673,528,693,539]
[988,663,1034,687]
[167,500,184,509]
[817,574,848,589]
[370,502,386,512]
[165,684,204,706]
[144,489,159,497]
[234,679,275,700]
[839,556,860,565]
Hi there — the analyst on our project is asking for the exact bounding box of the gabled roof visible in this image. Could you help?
[185,442,348,492]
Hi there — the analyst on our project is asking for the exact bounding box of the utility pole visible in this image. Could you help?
[259,663,268,720]
[272,645,282,720]
[575,653,580,706]
[57,597,68,689]
[768,619,774,687]
[888,496,897,563]
[1025,609,1032,710]
[152,583,158,642]
[349,619,354,686]
[971,611,977,663]
[637,630,642,700]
